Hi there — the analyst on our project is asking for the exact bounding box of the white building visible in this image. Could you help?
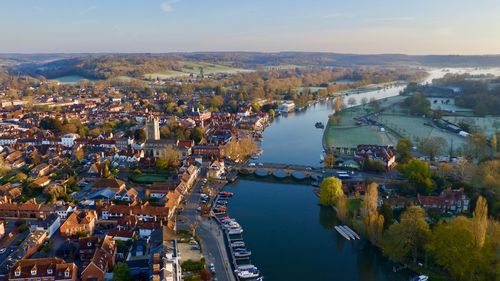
[61,133,80,147]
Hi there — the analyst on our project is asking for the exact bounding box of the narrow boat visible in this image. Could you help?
[342,225,361,240]
[334,226,351,240]
[338,226,356,240]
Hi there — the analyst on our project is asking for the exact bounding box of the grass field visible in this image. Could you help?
[377,114,467,148]
[443,116,500,137]
[144,61,251,79]
[427,97,473,112]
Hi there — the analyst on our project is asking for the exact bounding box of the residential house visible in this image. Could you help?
[8,257,78,281]
[81,235,116,281]
[29,213,61,238]
[59,210,97,237]
[417,188,470,214]
[208,160,225,179]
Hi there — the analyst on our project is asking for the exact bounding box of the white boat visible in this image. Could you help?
[228,228,243,235]
[342,225,361,240]
[231,241,246,248]
[334,226,350,240]
[223,221,241,229]
[234,249,252,258]
[338,226,356,240]
[237,270,260,279]
[236,264,257,271]
[411,275,429,281]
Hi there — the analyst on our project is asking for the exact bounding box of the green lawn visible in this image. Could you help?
[129,173,169,184]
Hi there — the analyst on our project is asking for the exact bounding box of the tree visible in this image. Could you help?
[380,202,393,229]
[334,96,344,112]
[134,128,147,142]
[336,194,348,222]
[361,183,384,245]
[319,177,344,206]
[225,137,258,162]
[399,158,434,194]
[156,147,180,170]
[491,133,497,154]
[427,216,497,281]
[323,153,336,168]
[462,132,489,161]
[396,138,413,162]
[383,206,430,263]
[347,97,357,107]
[200,268,212,281]
[210,95,224,109]
[418,136,447,161]
[101,160,111,178]
[191,127,204,143]
[472,196,488,249]
[402,92,430,116]
[112,263,132,281]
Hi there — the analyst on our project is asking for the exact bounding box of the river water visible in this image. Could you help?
[224,68,498,281]
[225,87,411,281]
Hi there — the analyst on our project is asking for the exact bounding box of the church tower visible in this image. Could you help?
[145,116,160,140]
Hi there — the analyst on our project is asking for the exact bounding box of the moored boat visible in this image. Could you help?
[228,227,244,235]
[231,241,246,248]
[315,122,325,129]
[338,226,356,240]
[219,191,234,197]
[342,225,361,240]
[410,275,429,281]
[334,225,351,240]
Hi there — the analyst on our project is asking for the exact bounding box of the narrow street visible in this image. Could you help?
[177,175,236,281]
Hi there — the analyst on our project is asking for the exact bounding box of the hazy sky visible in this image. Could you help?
[1,0,499,54]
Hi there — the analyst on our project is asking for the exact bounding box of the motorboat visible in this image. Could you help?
[237,270,260,279]
[219,191,234,197]
[236,264,257,271]
[234,249,252,258]
[231,241,246,248]
[228,228,243,235]
[315,122,325,129]
[223,221,241,229]
[410,275,429,281]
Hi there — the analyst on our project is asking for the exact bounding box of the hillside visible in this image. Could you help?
[7,52,500,80]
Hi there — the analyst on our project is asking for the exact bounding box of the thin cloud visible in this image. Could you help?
[160,0,180,13]
[370,16,416,22]
[79,5,96,15]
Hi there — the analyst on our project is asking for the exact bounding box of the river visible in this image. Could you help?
[223,68,498,281]
[225,87,411,281]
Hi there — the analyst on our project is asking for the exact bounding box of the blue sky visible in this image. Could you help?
[0,0,499,54]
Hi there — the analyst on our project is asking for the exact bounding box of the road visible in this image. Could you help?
[177,175,236,281]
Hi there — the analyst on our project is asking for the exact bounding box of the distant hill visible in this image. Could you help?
[182,52,500,68]
[6,52,500,79]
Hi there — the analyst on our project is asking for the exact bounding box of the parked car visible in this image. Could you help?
[0,248,6,254]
